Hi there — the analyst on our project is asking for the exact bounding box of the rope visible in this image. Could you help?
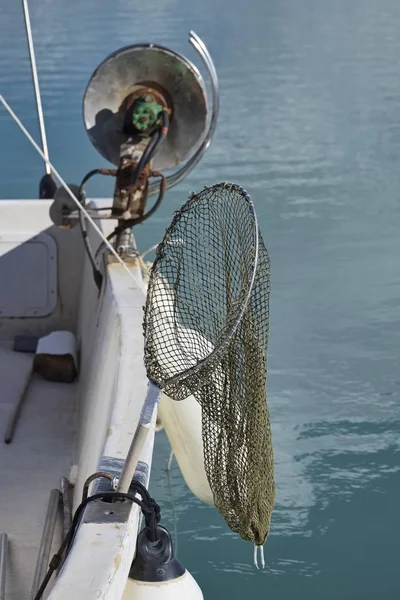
[253,544,266,570]
[0,94,145,297]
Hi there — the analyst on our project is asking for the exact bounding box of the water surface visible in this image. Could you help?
[1,0,400,598]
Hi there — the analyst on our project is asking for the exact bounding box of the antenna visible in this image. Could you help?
[21,0,56,198]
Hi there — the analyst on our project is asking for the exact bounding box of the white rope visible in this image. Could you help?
[253,544,266,570]
[140,243,159,260]
[166,449,175,472]
[259,545,265,569]
[22,0,50,174]
[0,94,145,295]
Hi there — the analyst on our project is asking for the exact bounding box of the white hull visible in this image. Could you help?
[0,200,156,600]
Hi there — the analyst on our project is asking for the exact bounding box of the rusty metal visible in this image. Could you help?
[82,472,114,502]
[99,168,117,176]
[112,162,150,220]
[121,87,169,113]
[111,134,154,220]
[149,170,166,205]
[121,87,170,136]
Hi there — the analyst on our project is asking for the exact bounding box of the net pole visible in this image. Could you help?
[117,382,162,493]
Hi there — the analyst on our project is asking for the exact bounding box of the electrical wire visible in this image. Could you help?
[94,173,166,261]
[93,110,169,261]
[77,168,118,291]
[131,108,169,187]
[33,485,161,600]
[78,201,103,292]
[78,170,107,292]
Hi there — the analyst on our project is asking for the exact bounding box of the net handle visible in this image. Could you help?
[117,382,161,493]
[118,183,260,492]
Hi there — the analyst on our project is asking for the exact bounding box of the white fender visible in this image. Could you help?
[123,570,204,599]
[122,571,204,600]
[158,392,214,506]
[152,273,214,506]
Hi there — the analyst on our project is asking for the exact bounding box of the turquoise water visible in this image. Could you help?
[2,0,400,598]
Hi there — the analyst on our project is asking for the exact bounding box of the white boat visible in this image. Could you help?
[0,4,219,598]
[0,4,275,599]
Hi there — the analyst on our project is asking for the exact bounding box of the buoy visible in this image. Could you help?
[158,393,214,506]
[155,276,214,506]
[123,525,203,599]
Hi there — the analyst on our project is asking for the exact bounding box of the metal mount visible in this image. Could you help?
[49,32,219,283]
[82,31,219,191]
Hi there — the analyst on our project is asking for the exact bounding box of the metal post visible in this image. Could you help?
[60,477,72,540]
[30,489,61,600]
[0,533,7,600]
[117,382,161,493]
[21,0,50,174]
[4,367,33,444]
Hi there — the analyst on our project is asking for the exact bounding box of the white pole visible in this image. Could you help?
[22,0,50,174]
[0,533,7,600]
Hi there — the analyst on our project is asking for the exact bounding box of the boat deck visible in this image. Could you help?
[0,341,77,600]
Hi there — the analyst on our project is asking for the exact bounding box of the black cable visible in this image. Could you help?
[89,206,114,211]
[33,485,161,600]
[78,194,103,292]
[94,225,125,260]
[93,131,161,258]
[147,108,169,165]
[131,108,169,187]
[131,129,160,187]
[94,174,166,261]
[94,109,170,261]
[65,490,157,554]
[79,169,103,193]
[78,170,106,292]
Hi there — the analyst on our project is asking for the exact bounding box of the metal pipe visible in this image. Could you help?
[4,366,33,444]
[60,477,72,540]
[0,533,7,600]
[117,383,160,493]
[81,472,113,502]
[30,489,61,600]
[21,0,50,174]
[117,426,150,494]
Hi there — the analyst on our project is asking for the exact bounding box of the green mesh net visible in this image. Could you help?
[143,183,275,545]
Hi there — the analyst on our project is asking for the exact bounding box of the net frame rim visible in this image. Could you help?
[144,181,260,389]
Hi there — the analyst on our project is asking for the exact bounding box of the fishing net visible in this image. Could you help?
[143,182,275,545]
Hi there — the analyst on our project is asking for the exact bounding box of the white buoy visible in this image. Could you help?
[122,526,203,599]
[158,393,214,505]
[153,275,215,506]
[123,570,204,599]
